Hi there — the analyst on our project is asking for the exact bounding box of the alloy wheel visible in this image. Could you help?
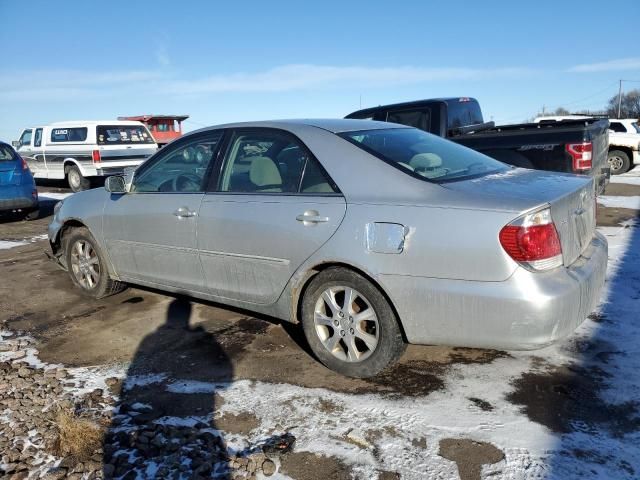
[313,286,379,362]
[70,239,100,289]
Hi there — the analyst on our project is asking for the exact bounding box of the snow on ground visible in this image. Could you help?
[29,220,638,479]
[610,166,640,185]
[598,195,640,209]
[0,234,47,250]
[0,239,28,250]
[38,192,73,201]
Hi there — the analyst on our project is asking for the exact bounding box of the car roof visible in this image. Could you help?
[191,118,408,135]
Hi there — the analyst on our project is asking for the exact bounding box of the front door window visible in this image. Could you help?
[132,133,222,193]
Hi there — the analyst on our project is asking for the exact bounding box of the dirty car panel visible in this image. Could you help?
[49,119,608,374]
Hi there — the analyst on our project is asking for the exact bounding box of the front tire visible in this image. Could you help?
[66,165,91,192]
[301,268,406,378]
[64,227,125,298]
[608,150,631,175]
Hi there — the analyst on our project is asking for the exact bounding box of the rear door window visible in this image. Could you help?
[51,128,88,142]
[218,129,338,194]
[97,125,154,145]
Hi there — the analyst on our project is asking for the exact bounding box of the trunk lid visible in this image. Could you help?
[0,159,21,186]
[441,168,596,266]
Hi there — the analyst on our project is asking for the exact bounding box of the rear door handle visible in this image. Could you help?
[173,207,197,218]
[296,210,329,225]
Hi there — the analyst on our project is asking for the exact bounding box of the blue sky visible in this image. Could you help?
[1,0,640,140]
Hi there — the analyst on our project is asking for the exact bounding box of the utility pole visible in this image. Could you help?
[617,79,623,118]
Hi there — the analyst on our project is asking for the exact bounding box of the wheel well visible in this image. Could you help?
[293,262,408,342]
[609,146,632,159]
[64,161,78,174]
[51,219,87,258]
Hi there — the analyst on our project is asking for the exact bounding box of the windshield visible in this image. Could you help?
[97,125,155,145]
[339,128,508,182]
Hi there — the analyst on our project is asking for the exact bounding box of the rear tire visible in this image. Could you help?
[66,165,91,192]
[63,227,126,298]
[301,268,406,378]
[24,208,40,221]
[607,150,631,175]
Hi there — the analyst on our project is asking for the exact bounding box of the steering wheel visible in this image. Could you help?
[172,173,202,192]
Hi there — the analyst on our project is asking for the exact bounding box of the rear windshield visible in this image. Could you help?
[632,122,640,134]
[0,144,16,162]
[339,128,507,183]
[97,125,154,145]
[446,99,484,129]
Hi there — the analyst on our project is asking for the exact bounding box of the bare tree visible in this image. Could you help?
[607,89,640,119]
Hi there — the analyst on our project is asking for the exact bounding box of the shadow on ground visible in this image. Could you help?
[102,298,233,478]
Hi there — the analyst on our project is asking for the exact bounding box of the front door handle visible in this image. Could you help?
[296,210,329,225]
[173,206,197,218]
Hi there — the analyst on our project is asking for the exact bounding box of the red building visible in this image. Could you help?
[118,114,189,146]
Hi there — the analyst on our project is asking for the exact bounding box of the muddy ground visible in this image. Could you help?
[1,177,639,479]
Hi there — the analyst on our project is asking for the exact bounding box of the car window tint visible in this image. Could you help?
[609,122,627,133]
[34,128,42,147]
[340,127,507,183]
[0,144,16,162]
[132,133,222,193]
[50,128,88,142]
[300,157,337,193]
[97,125,155,145]
[219,130,335,194]
[446,99,484,129]
[387,110,430,131]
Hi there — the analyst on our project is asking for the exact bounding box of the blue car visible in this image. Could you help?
[0,141,39,220]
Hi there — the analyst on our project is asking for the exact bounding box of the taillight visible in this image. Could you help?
[499,208,563,271]
[92,149,101,163]
[566,142,592,171]
[20,155,29,171]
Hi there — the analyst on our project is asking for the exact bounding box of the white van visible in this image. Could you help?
[15,121,158,191]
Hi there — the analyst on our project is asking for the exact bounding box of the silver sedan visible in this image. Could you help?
[48,119,607,377]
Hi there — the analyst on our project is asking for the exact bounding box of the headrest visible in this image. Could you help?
[409,153,443,170]
[249,156,282,187]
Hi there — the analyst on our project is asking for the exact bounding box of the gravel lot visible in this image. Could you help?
[1,171,639,479]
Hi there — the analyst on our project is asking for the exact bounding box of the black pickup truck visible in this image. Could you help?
[346,97,610,193]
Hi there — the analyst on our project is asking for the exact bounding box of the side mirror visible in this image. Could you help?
[105,175,127,194]
[11,141,19,148]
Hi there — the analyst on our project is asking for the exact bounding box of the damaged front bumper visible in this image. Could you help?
[380,232,608,350]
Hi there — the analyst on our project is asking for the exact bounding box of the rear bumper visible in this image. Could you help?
[380,232,608,350]
[0,186,38,212]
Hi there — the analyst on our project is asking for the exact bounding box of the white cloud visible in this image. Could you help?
[0,64,531,103]
[568,57,640,73]
[160,64,532,94]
